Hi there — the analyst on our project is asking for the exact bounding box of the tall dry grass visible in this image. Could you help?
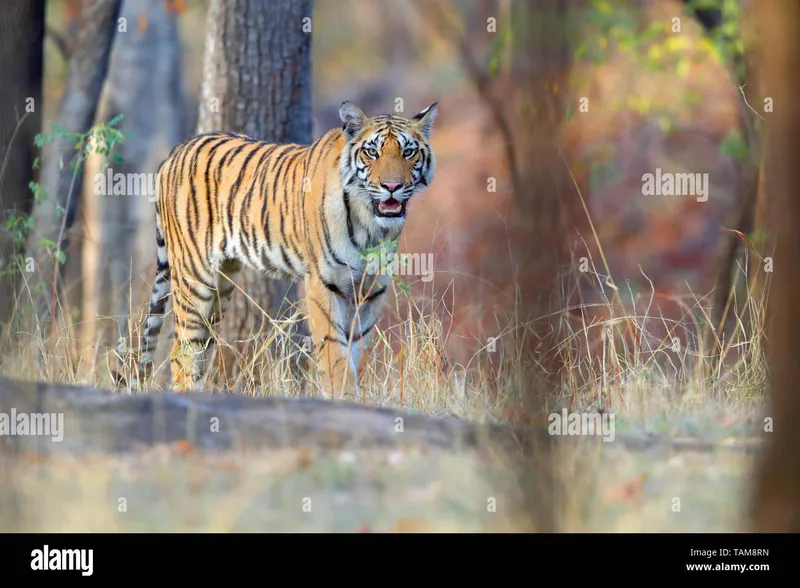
[1,229,770,425]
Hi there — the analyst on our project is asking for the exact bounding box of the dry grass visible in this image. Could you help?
[0,242,770,532]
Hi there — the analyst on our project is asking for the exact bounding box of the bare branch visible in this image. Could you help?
[409,0,522,204]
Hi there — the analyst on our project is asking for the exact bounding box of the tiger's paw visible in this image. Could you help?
[111,370,147,393]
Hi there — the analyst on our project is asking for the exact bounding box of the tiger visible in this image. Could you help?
[127,100,438,398]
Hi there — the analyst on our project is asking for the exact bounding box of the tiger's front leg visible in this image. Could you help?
[305,274,373,400]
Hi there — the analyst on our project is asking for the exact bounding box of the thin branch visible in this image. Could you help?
[738,84,766,122]
[409,0,522,204]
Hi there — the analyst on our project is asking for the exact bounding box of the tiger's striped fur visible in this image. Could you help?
[134,101,437,397]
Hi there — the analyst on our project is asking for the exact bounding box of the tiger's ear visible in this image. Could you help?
[340,101,368,141]
[412,102,438,139]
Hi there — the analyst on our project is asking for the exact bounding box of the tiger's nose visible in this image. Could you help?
[381,182,403,193]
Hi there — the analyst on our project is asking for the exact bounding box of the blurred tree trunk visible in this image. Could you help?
[468,0,501,65]
[380,0,417,68]
[413,0,581,531]
[81,0,188,359]
[0,1,45,331]
[0,2,44,531]
[510,0,581,533]
[698,0,763,368]
[55,2,85,348]
[747,59,770,335]
[749,0,800,533]
[196,0,312,386]
[24,0,121,344]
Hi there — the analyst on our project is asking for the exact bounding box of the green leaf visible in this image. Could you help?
[107,113,126,127]
[719,128,749,161]
[37,238,57,250]
[33,132,49,148]
[488,54,500,78]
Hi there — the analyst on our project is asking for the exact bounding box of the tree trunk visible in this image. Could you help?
[414,0,579,533]
[55,0,88,336]
[0,1,45,532]
[509,0,581,533]
[379,0,417,67]
[749,0,800,532]
[698,2,760,369]
[195,0,313,387]
[24,0,122,342]
[81,0,187,358]
[0,1,45,333]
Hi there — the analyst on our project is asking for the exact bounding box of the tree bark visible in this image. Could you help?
[0,0,44,526]
[510,0,581,533]
[468,0,580,532]
[24,0,122,340]
[81,0,187,356]
[749,0,800,533]
[693,1,761,368]
[0,1,45,332]
[195,0,313,386]
[413,0,580,533]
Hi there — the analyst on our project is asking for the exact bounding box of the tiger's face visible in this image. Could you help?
[339,101,437,229]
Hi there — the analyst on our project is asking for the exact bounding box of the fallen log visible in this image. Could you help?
[0,378,761,456]
[0,378,537,455]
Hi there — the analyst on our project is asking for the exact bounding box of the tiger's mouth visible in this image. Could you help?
[374,198,406,218]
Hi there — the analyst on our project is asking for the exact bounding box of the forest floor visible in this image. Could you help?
[2,387,761,532]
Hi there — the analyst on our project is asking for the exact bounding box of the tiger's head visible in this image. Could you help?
[338,100,437,230]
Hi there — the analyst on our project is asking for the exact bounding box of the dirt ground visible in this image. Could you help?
[5,409,760,533]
